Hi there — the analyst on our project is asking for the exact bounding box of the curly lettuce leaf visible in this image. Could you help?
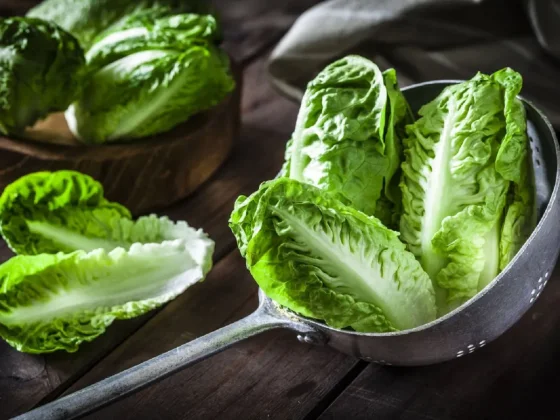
[495,70,537,271]
[377,68,412,227]
[0,171,130,254]
[0,17,85,135]
[230,178,436,332]
[0,171,207,256]
[284,56,411,224]
[86,13,220,70]
[0,238,213,353]
[400,68,529,313]
[498,151,536,271]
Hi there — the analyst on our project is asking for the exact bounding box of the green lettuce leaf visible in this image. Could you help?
[65,15,234,144]
[26,0,210,49]
[230,178,436,332]
[86,13,220,70]
[0,238,213,353]
[399,68,530,314]
[377,68,412,227]
[0,17,85,135]
[284,55,410,226]
[494,69,537,271]
[498,151,536,271]
[0,171,206,255]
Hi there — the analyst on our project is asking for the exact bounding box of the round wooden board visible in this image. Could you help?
[0,60,242,216]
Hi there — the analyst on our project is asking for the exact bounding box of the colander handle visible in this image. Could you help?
[14,290,321,420]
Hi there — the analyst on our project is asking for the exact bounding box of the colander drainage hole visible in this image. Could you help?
[456,341,487,357]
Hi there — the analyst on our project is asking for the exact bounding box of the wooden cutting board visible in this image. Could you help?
[0,60,242,215]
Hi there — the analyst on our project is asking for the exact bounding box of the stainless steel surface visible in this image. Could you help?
[15,81,560,420]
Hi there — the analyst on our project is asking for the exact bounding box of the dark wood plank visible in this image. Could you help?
[64,251,358,420]
[318,265,560,420]
[0,1,320,417]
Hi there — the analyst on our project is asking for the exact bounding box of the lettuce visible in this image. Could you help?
[0,240,212,353]
[0,170,131,255]
[85,13,221,70]
[0,17,85,135]
[498,151,536,272]
[283,55,411,227]
[229,178,436,332]
[399,68,534,313]
[65,13,234,144]
[0,171,214,353]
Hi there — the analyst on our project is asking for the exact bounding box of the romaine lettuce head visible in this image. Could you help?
[229,178,436,332]
[0,170,208,256]
[26,0,210,49]
[65,14,234,144]
[0,237,213,353]
[399,68,534,313]
[0,17,85,135]
[283,55,411,227]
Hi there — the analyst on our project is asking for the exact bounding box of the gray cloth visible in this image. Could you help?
[268,0,560,126]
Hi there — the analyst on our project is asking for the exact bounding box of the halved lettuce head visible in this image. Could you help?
[230,178,436,332]
[0,170,214,353]
[65,13,234,144]
[399,68,535,314]
[283,55,412,228]
[0,17,85,135]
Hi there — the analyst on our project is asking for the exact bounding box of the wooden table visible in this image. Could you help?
[1,1,560,419]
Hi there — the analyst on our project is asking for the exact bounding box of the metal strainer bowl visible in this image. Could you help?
[15,81,560,420]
